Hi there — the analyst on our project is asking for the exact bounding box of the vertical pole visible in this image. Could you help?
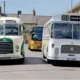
[33,0,35,10]
[67,7,68,12]
[4,0,6,15]
[71,0,73,13]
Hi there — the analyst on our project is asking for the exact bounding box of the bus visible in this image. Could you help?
[0,17,25,62]
[42,14,80,63]
[28,26,43,50]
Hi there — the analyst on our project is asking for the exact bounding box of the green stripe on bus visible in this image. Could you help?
[0,38,13,43]
[21,41,25,57]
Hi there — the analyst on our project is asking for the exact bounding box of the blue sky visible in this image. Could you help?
[0,0,80,16]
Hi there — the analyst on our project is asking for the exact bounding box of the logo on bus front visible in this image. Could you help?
[70,47,74,52]
[71,42,73,44]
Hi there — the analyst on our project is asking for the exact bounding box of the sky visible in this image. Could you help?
[0,0,80,16]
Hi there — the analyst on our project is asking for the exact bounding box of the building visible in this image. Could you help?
[0,6,52,43]
[7,13,51,31]
[7,13,51,42]
[67,2,80,14]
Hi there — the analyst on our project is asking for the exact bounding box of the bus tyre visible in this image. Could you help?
[47,59,51,64]
[20,58,24,64]
[43,54,46,59]
[43,47,46,58]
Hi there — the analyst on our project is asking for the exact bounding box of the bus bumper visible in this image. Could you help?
[30,44,41,50]
[0,55,24,60]
[47,56,80,61]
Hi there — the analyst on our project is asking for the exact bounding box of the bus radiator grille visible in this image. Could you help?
[61,45,80,54]
[0,42,13,54]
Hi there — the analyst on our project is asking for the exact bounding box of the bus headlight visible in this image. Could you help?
[15,45,19,49]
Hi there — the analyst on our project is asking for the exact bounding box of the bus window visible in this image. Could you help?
[0,25,4,35]
[32,27,43,33]
[73,24,80,39]
[51,23,72,39]
[5,24,18,35]
[32,32,42,41]
[19,25,23,35]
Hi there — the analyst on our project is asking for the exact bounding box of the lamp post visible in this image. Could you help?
[4,0,6,16]
[71,0,73,13]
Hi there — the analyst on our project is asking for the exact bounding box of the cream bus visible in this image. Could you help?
[0,17,25,62]
[42,14,80,63]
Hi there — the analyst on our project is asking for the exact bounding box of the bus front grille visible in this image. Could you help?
[0,42,13,54]
[61,45,80,54]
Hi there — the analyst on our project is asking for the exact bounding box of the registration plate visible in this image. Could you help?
[67,58,76,61]
[0,57,10,60]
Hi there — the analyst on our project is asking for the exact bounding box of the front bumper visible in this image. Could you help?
[31,44,41,50]
[47,56,80,61]
[0,54,24,60]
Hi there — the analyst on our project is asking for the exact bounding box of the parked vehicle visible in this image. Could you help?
[42,14,80,62]
[28,26,43,50]
[0,17,25,62]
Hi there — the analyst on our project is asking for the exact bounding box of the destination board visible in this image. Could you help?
[70,16,80,21]
[6,20,16,23]
[61,15,69,21]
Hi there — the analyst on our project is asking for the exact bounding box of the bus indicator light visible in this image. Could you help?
[52,44,54,48]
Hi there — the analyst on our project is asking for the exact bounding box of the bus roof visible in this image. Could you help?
[44,13,80,27]
[0,17,22,24]
[53,13,80,21]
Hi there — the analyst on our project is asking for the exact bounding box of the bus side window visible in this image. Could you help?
[48,29,51,35]
[22,25,25,30]
[19,25,24,35]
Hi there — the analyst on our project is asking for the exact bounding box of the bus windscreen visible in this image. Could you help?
[51,23,80,39]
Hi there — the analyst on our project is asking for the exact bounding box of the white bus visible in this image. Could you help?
[42,14,80,63]
[0,17,25,62]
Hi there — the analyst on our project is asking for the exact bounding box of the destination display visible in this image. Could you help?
[70,16,80,21]
[6,20,16,23]
[61,15,69,21]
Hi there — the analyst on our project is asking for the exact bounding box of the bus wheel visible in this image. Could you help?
[20,58,24,64]
[43,53,46,59]
[43,47,46,59]
[47,59,51,64]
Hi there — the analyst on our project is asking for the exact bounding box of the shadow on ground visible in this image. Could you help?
[24,57,47,64]
[0,57,47,65]
[29,49,42,52]
[0,57,80,67]
[50,60,80,67]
